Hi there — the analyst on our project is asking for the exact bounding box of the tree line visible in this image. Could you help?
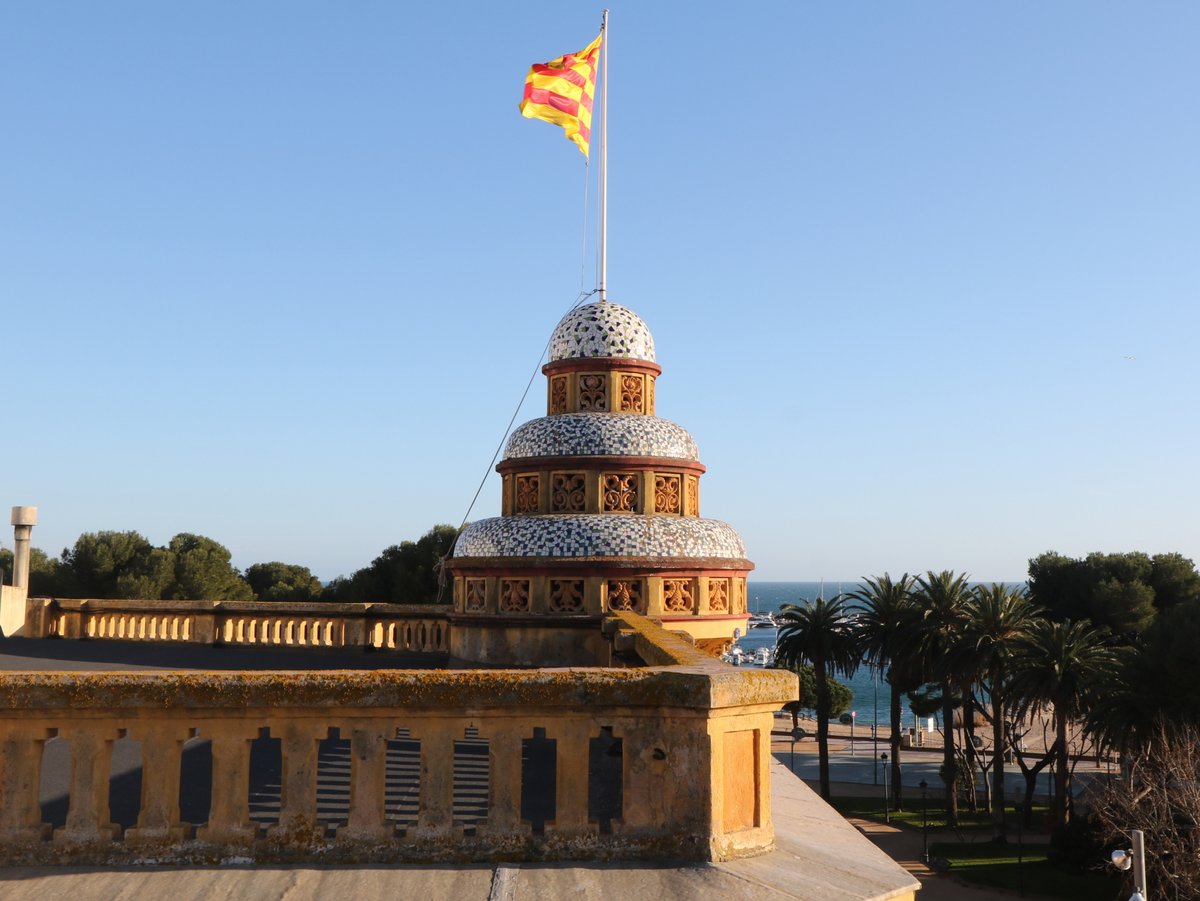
[0,525,460,604]
[775,550,1200,870]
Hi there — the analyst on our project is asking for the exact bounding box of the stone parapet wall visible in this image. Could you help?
[23,597,451,654]
[0,613,797,866]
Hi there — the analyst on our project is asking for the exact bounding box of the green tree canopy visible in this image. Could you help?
[788,663,853,719]
[325,525,459,604]
[164,533,254,601]
[58,531,173,599]
[1027,550,1199,634]
[245,562,324,602]
[0,546,65,595]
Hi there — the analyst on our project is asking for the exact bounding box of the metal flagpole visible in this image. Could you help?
[598,8,609,302]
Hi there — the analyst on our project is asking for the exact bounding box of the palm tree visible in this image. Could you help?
[848,573,918,811]
[1009,618,1117,848]
[775,595,860,801]
[913,570,974,828]
[964,584,1041,842]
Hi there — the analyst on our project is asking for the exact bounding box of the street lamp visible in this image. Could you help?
[1014,801,1025,898]
[919,779,928,863]
[872,666,879,785]
[881,752,890,823]
[1110,829,1148,901]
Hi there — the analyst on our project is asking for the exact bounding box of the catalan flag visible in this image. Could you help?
[519,32,602,157]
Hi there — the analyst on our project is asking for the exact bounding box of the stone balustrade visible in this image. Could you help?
[0,612,796,865]
[24,598,450,654]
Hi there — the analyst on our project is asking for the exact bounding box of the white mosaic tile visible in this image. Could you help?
[549,302,656,363]
[504,414,699,462]
[455,514,747,559]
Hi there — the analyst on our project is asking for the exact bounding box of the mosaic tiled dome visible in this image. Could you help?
[504,413,699,462]
[455,514,746,559]
[549,302,656,363]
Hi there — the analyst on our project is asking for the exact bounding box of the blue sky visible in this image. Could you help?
[2,3,1197,582]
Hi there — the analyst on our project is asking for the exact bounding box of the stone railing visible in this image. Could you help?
[0,612,796,865]
[23,598,450,654]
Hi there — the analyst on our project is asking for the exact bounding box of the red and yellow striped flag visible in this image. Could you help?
[519,32,602,157]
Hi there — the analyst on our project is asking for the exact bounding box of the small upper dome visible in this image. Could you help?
[549,302,656,363]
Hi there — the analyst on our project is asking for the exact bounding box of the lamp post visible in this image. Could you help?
[919,779,929,864]
[873,666,879,785]
[881,752,890,823]
[1014,801,1025,898]
[1110,829,1148,901]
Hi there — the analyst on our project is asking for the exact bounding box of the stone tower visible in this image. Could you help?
[446,302,752,665]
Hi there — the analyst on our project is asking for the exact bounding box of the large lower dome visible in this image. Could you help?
[455,514,747,559]
[549,302,656,363]
[504,413,699,461]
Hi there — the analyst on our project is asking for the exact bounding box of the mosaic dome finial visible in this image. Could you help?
[549,301,656,363]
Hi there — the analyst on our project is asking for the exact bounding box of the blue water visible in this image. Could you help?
[737,581,929,733]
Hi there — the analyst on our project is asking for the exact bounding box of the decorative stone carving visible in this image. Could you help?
[663,579,693,613]
[465,579,487,612]
[696,637,733,657]
[550,375,568,414]
[606,579,643,613]
[499,579,530,613]
[685,476,699,517]
[549,580,585,613]
[734,579,747,614]
[515,475,539,515]
[647,377,655,414]
[620,374,644,413]
[578,374,608,412]
[654,474,681,514]
[708,578,729,613]
[551,473,587,513]
[602,474,638,513]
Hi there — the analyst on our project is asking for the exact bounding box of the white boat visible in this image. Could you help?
[748,613,776,629]
[751,646,773,667]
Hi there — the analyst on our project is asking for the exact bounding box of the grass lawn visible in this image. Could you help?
[826,795,1123,901]
[826,795,1049,833]
[928,841,1122,901]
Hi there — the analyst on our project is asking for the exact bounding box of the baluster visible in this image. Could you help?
[126,727,187,842]
[482,721,525,836]
[0,726,52,841]
[274,721,320,839]
[196,724,257,844]
[549,718,592,833]
[338,723,391,842]
[414,722,454,839]
[54,725,119,844]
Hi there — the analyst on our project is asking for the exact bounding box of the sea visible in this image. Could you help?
[736,581,931,734]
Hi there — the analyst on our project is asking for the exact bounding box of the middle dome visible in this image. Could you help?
[504,413,699,462]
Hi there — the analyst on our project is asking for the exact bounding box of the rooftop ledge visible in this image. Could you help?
[0,612,795,713]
